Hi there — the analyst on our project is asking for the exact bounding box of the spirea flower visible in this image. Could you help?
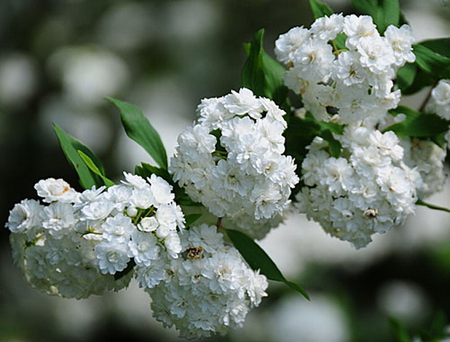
[170,88,299,239]
[426,79,450,120]
[401,137,447,199]
[276,14,415,126]
[146,224,268,339]
[295,126,421,248]
[5,173,185,299]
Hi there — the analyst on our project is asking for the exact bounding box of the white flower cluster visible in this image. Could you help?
[147,224,268,339]
[426,79,450,146]
[6,176,269,338]
[401,137,447,199]
[427,79,450,120]
[275,14,415,126]
[6,174,185,299]
[296,126,421,248]
[170,88,299,239]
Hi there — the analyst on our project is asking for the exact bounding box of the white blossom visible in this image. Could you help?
[34,178,80,203]
[146,225,268,339]
[296,128,421,248]
[171,88,298,239]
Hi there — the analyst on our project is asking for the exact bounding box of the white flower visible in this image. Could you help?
[34,178,80,203]
[429,79,450,120]
[95,240,130,275]
[138,216,158,232]
[148,174,174,205]
[401,137,447,198]
[122,172,148,189]
[128,229,160,267]
[293,38,335,81]
[42,202,77,237]
[384,24,416,66]
[356,35,395,75]
[310,13,344,41]
[334,51,368,86]
[130,187,155,209]
[164,232,182,258]
[275,26,310,66]
[223,88,263,119]
[368,130,404,161]
[81,199,115,221]
[77,186,106,204]
[6,199,43,235]
[102,214,134,243]
[135,258,168,289]
[343,15,378,48]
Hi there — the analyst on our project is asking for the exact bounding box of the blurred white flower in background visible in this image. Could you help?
[377,280,430,324]
[0,53,38,108]
[48,46,130,106]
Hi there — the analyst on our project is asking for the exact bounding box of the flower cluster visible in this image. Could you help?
[147,224,268,339]
[6,176,268,338]
[5,4,450,340]
[6,174,185,299]
[170,88,299,239]
[296,125,421,248]
[427,79,450,120]
[275,14,415,126]
[426,79,450,146]
[401,137,447,199]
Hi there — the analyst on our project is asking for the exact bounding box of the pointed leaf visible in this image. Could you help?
[226,229,309,300]
[420,38,450,58]
[308,0,334,19]
[78,150,115,187]
[351,0,400,33]
[53,124,104,189]
[135,162,172,184]
[241,29,288,106]
[413,43,450,80]
[389,317,412,342]
[107,98,168,170]
[185,213,202,228]
[384,106,450,138]
[396,62,417,91]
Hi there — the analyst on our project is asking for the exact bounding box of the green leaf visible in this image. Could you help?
[413,43,450,80]
[135,162,172,184]
[77,150,115,187]
[384,106,450,138]
[185,213,202,228]
[397,66,437,95]
[107,98,168,170]
[225,228,309,300]
[241,29,288,106]
[308,0,334,19]
[351,0,400,33]
[420,38,450,58]
[396,62,417,92]
[389,317,412,342]
[53,124,104,189]
[284,112,343,163]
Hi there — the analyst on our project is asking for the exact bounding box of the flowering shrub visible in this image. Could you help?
[5,0,450,339]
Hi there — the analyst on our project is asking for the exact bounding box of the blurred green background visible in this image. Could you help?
[1,0,450,341]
